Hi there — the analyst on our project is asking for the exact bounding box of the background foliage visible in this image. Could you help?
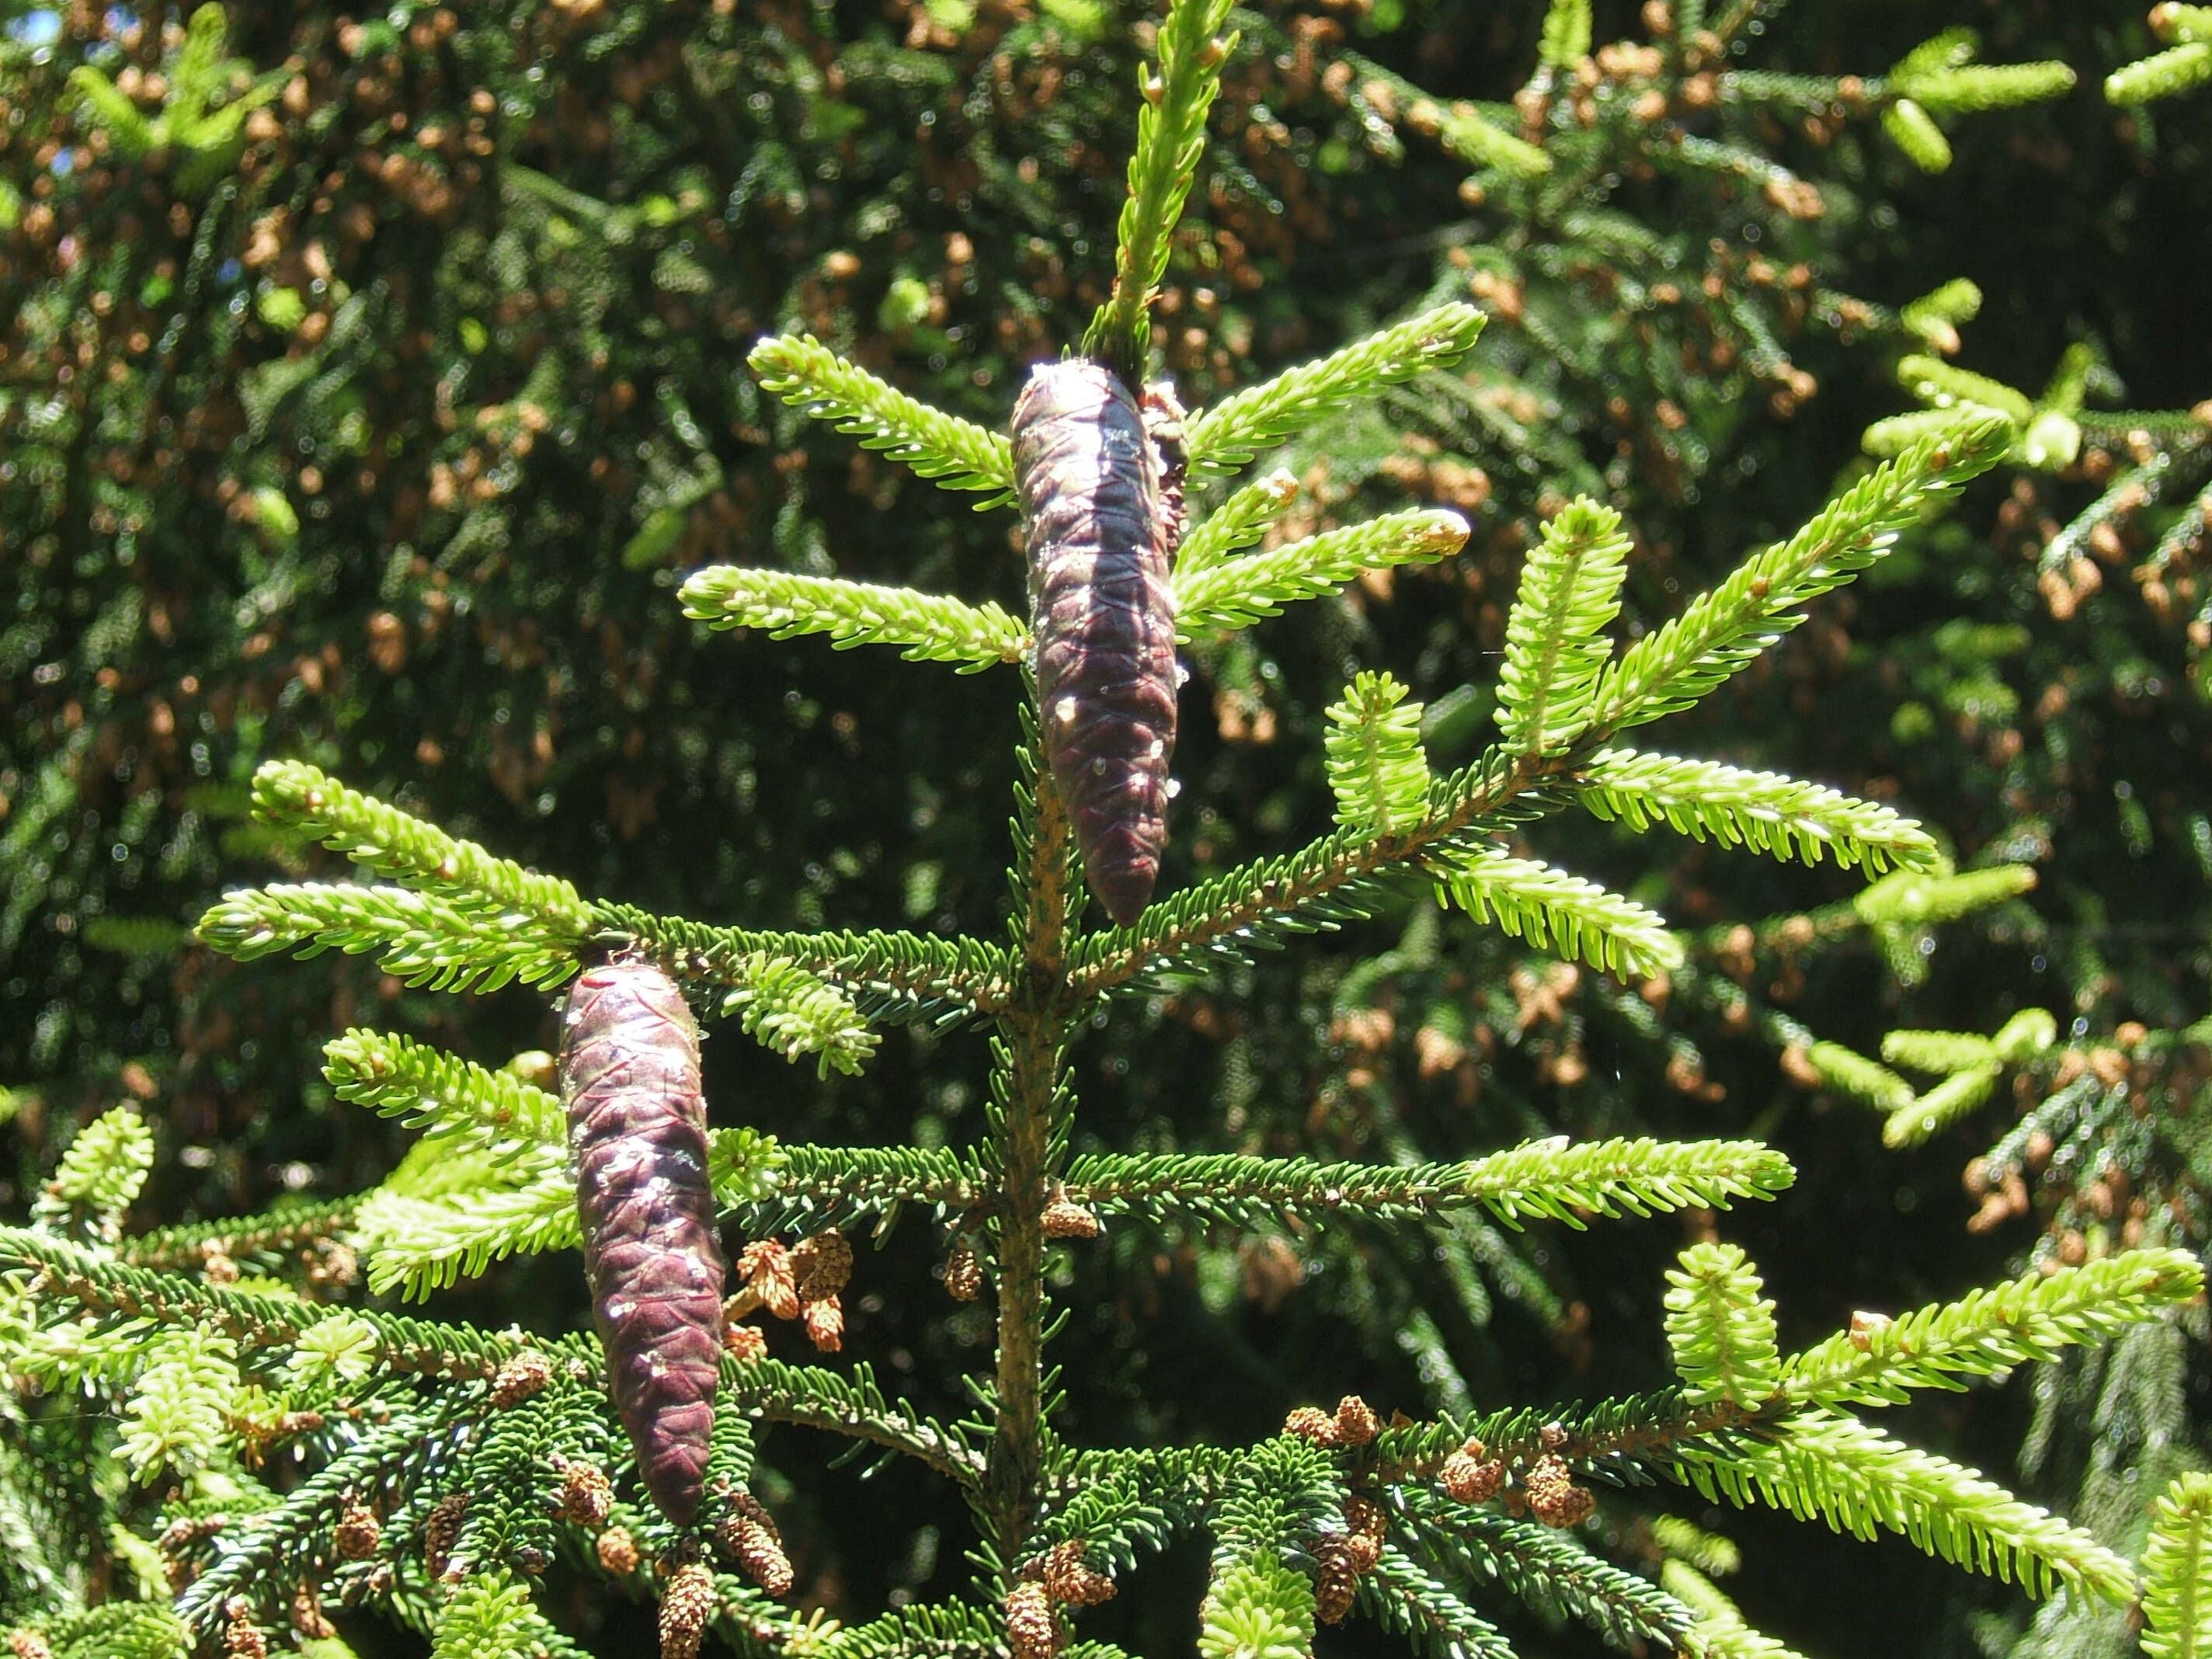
[3,0,2210,1654]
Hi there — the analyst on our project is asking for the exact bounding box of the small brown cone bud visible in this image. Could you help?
[558,1462,614,1527]
[1848,1309,1893,1352]
[1039,1539,1116,1606]
[739,1240,801,1320]
[202,1250,241,1285]
[1522,1454,1595,1527]
[10,1633,54,1659]
[945,1243,985,1301]
[424,1493,468,1581]
[722,1285,765,1321]
[724,1320,770,1361]
[791,1230,854,1301]
[1342,1495,1386,1571]
[221,1599,268,1659]
[491,1348,554,1407]
[729,1490,784,1542]
[802,1295,845,1353]
[1334,1395,1379,1448]
[290,1584,336,1640]
[1005,1580,1061,1659]
[596,1526,641,1574]
[1440,1442,1504,1503]
[1041,1198,1101,1240]
[1313,1542,1359,1625]
[334,1502,381,1560]
[659,1561,717,1659]
[1283,1405,1340,1446]
[718,1494,794,1596]
[308,1239,360,1291]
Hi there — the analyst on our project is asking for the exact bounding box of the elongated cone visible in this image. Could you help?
[1013,359,1180,927]
[560,961,724,1524]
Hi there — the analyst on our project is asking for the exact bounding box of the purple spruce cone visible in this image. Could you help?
[1012,359,1181,927]
[559,960,723,1525]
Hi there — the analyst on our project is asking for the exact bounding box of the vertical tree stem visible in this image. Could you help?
[986,750,1076,1558]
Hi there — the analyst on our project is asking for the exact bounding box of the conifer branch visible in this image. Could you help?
[1853,864,2037,927]
[1435,104,1552,177]
[1674,1409,2137,1603]
[1173,469,1299,580]
[1069,749,1542,996]
[1375,1389,1738,1480]
[1198,1557,1319,1659]
[1894,353,2035,425]
[1454,1137,1794,1229]
[18,1605,191,1659]
[591,902,1013,1021]
[1779,1248,2203,1409]
[37,1106,154,1243]
[356,1162,579,1299]
[1435,848,1683,979]
[813,1603,1005,1658]
[732,1143,982,1236]
[1069,828,1373,991]
[1358,1546,1517,1659]
[1900,277,1984,350]
[1859,405,1984,458]
[0,1226,525,1382]
[721,1355,981,1483]
[114,1198,360,1271]
[249,760,592,933]
[172,1403,478,1636]
[1664,1243,1783,1409]
[1651,1516,1743,1581]
[62,4,279,180]
[1198,1441,1339,1659]
[1885,39,2077,116]
[1594,414,2013,729]
[1881,1063,2001,1148]
[746,333,1016,503]
[1496,499,1629,756]
[1065,1138,1793,1232]
[1174,509,1469,637]
[197,883,579,994]
[1872,33,2075,170]
[1537,0,1591,66]
[1880,1028,2000,1074]
[1083,0,1240,384]
[1661,1560,1814,1659]
[1399,1494,1694,1650]
[1990,1007,2061,1061]
[322,1028,565,1157]
[1324,673,1431,837]
[680,566,1028,672]
[2144,1472,2212,1659]
[1183,304,1487,482]
[430,1567,539,1657]
[2108,37,2212,106]
[120,1324,239,1480]
[719,954,882,1076]
[357,1128,785,1297]
[1803,1042,1916,1113]
[1035,1449,1191,1575]
[1581,750,1941,872]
